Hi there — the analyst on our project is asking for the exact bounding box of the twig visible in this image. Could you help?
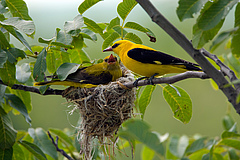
[124,71,209,88]
[0,80,63,95]
[136,0,240,114]
[200,48,240,93]
[47,131,74,160]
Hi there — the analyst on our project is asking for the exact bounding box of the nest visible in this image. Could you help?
[62,68,136,159]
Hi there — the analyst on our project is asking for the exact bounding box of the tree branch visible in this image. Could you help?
[123,71,209,88]
[136,0,240,114]
[0,80,63,95]
[47,131,74,160]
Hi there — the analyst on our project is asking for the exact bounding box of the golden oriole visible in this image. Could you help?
[34,54,122,88]
[103,40,201,84]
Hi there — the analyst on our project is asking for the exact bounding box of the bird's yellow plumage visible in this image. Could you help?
[34,54,122,88]
[103,40,201,78]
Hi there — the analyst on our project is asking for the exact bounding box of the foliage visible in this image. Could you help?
[0,0,240,159]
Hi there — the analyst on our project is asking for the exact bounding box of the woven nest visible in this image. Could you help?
[62,67,136,159]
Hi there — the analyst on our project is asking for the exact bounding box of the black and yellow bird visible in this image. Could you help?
[34,54,122,88]
[103,40,201,84]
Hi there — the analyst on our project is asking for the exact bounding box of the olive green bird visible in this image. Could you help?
[34,54,122,88]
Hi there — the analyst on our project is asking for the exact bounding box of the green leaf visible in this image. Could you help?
[48,128,73,146]
[38,37,55,45]
[124,22,148,32]
[0,85,6,103]
[221,131,240,139]
[225,53,240,73]
[12,143,25,160]
[0,107,17,149]
[192,19,224,49]
[188,148,209,160]
[107,17,120,31]
[219,139,240,150]
[0,147,13,160]
[56,30,73,45]
[118,119,164,156]
[9,89,32,113]
[113,25,127,37]
[124,32,142,44]
[210,27,238,52]
[33,48,47,82]
[69,49,90,64]
[83,17,103,34]
[1,25,32,52]
[222,114,237,132]
[177,0,208,21]
[168,135,189,158]
[0,60,16,86]
[234,2,240,26]
[4,93,31,125]
[56,63,80,81]
[78,0,102,14]
[163,85,192,124]
[138,85,156,119]
[117,0,137,21]
[185,137,207,154]
[80,28,97,41]
[5,0,32,20]
[5,48,26,64]
[18,140,47,160]
[64,14,84,36]
[28,128,58,160]
[53,49,70,70]
[16,63,31,83]
[231,8,240,57]
[0,49,8,68]
[232,30,240,57]
[141,145,155,160]
[102,32,120,50]
[0,30,11,49]
[0,17,35,36]
[46,50,56,74]
[228,148,239,160]
[197,0,238,30]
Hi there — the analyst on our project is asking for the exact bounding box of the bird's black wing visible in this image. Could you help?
[66,68,113,85]
[128,48,201,71]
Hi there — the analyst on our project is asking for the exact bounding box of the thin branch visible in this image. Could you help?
[47,131,74,160]
[135,0,240,114]
[123,71,209,89]
[200,48,240,93]
[0,80,63,95]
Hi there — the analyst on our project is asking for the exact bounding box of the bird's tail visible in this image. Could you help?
[34,80,63,86]
[184,63,202,71]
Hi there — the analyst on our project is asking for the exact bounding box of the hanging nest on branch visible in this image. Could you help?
[62,67,136,159]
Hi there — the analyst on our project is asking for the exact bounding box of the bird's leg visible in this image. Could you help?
[133,76,148,87]
[148,73,159,85]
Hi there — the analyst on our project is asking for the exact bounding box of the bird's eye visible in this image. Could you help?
[114,57,117,61]
[112,43,119,49]
[104,58,108,62]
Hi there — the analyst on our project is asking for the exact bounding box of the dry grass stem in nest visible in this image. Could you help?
[62,68,136,159]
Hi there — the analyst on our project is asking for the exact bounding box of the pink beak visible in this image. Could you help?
[103,46,113,52]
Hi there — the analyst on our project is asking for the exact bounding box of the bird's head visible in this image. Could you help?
[103,54,120,70]
[103,40,134,57]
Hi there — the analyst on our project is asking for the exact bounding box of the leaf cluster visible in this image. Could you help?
[0,0,240,159]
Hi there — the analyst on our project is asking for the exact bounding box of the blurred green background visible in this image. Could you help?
[10,0,240,138]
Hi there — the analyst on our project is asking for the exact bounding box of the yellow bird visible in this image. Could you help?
[34,54,122,88]
[103,40,201,84]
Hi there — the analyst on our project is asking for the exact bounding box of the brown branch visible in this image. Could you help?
[0,80,63,95]
[200,48,240,93]
[47,131,74,160]
[135,0,240,114]
[124,71,209,88]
